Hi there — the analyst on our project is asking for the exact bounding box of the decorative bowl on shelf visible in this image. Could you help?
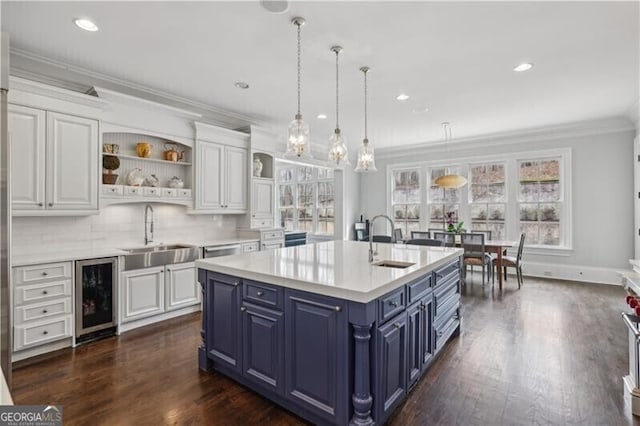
[167,176,184,188]
[126,168,144,186]
[136,142,152,158]
[143,174,159,187]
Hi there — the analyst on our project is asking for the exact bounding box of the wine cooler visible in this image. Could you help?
[75,257,117,343]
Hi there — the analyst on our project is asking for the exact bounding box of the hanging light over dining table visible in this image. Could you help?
[435,122,467,188]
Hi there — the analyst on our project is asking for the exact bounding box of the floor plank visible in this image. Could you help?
[11,274,640,425]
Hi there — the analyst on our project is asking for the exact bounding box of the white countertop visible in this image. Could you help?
[11,237,260,266]
[196,240,463,303]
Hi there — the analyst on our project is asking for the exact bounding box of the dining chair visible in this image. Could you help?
[460,232,492,286]
[471,229,492,241]
[410,231,431,239]
[493,233,525,288]
[405,238,444,247]
[372,235,392,243]
[432,231,456,247]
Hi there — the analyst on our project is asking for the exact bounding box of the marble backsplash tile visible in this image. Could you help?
[12,204,238,255]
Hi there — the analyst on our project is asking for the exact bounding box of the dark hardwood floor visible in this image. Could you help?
[11,274,639,425]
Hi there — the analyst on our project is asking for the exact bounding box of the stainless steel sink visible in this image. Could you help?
[121,244,200,271]
[372,260,415,269]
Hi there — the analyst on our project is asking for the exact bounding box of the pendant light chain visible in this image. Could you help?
[364,69,368,141]
[335,49,339,129]
[296,21,301,116]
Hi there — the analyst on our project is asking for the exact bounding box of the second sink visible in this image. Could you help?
[121,244,200,271]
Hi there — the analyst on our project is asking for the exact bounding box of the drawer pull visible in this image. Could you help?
[48,203,53,207]
[334,306,342,312]
[240,306,247,312]
[394,322,402,329]
[42,310,48,314]
[231,281,239,287]
[438,331,444,337]
[43,330,48,335]
[256,291,264,297]
[38,203,43,207]
[42,272,48,276]
[389,301,399,307]
[42,290,48,295]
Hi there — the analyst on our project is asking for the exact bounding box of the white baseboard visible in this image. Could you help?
[118,304,200,334]
[521,261,626,286]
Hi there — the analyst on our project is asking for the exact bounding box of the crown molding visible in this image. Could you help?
[91,86,201,119]
[9,47,273,130]
[376,116,635,160]
[9,76,108,110]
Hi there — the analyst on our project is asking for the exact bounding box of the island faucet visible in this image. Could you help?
[144,204,154,245]
[369,214,395,262]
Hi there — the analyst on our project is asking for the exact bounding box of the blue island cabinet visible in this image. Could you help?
[198,256,461,426]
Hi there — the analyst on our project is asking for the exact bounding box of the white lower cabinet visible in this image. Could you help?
[121,266,165,323]
[121,262,200,324]
[165,262,199,311]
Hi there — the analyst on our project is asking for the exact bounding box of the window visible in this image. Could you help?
[469,162,506,239]
[391,168,421,235]
[276,163,335,235]
[427,167,461,230]
[518,158,562,246]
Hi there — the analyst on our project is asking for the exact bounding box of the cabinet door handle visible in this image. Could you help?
[38,203,43,207]
[231,281,239,287]
[42,310,48,314]
[256,291,264,297]
[389,301,399,307]
[42,272,48,276]
[42,290,48,295]
[43,330,48,335]
[240,306,247,312]
[437,331,444,337]
[167,268,171,272]
[48,203,53,207]
[334,306,342,312]
[394,322,402,329]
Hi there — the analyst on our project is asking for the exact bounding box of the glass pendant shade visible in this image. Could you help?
[286,114,311,158]
[354,139,377,172]
[328,129,350,167]
[434,173,467,189]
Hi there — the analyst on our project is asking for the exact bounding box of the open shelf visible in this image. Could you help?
[106,153,192,166]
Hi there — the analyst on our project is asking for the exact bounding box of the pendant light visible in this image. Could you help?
[285,17,312,159]
[327,46,350,168]
[354,67,377,173]
[434,122,467,189]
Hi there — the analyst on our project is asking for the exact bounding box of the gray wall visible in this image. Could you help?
[360,126,635,271]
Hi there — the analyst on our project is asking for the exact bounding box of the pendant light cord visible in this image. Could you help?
[296,22,301,116]
[364,69,368,141]
[335,49,339,130]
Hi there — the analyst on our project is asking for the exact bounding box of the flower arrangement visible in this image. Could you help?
[445,211,466,234]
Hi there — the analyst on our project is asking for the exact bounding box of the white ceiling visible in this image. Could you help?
[2,1,638,150]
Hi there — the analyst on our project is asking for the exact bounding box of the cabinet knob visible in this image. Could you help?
[334,306,342,312]
[240,306,247,312]
[167,268,171,272]
[42,272,48,276]
[394,322,402,329]
[438,331,444,337]
[48,203,53,207]
[252,214,255,218]
[231,281,239,287]
[42,290,48,295]
[42,310,48,314]
[43,330,48,335]
[38,203,43,207]
[256,291,264,297]
[389,301,399,307]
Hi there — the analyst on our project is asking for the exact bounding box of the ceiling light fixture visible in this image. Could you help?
[316,114,327,120]
[285,17,312,159]
[73,18,98,32]
[260,0,289,14]
[234,82,249,89]
[355,67,377,173]
[513,62,534,72]
[435,122,467,189]
[327,46,350,168]
[396,93,410,101]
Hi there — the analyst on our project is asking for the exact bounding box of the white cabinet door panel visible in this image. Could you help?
[165,262,199,311]
[225,146,248,210]
[252,179,274,218]
[196,140,224,210]
[121,267,164,323]
[8,105,46,210]
[46,112,98,211]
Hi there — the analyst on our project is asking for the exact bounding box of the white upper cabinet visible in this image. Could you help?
[9,105,46,210]
[46,112,99,211]
[194,122,249,214]
[252,179,274,219]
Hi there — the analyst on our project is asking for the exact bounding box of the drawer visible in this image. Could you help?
[262,230,284,241]
[242,242,259,253]
[124,186,144,196]
[102,184,123,196]
[243,280,283,310]
[14,262,72,285]
[252,218,274,229]
[162,188,178,197]
[14,280,72,306]
[434,259,460,286]
[143,187,162,197]
[378,286,406,324]
[177,189,192,198]
[14,297,72,325]
[434,316,459,353]
[434,278,459,311]
[435,293,460,326]
[14,315,72,351]
[406,275,432,304]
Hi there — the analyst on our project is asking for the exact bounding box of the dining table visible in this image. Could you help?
[484,239,518,290]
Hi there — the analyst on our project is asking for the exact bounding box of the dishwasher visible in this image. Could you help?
[203,244,242,258]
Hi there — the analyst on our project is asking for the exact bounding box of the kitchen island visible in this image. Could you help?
[196,240,463,425]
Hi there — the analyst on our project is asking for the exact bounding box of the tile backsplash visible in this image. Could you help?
[12,204,238,255]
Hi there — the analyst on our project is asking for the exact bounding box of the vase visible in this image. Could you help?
[253,157,263,177]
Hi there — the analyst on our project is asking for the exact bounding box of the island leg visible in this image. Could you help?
[350,323,374,426]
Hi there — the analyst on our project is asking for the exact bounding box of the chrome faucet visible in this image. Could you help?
[369,214,395,262]
[144,204,154,245]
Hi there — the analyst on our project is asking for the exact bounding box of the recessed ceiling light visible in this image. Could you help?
[412,107,429,113]
[396,93,410,101]
[73,18,98,32]
[234,82,249,89]
[260,0,289,14]
[513,62,534,72]
[316,114,327,120]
